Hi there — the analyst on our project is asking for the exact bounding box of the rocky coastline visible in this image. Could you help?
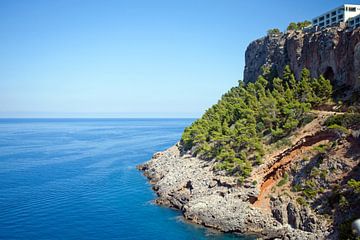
[137,25,360,239]
[137,144,329,239]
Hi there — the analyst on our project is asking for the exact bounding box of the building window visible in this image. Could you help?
[326,20,330,25]
[320,16,325,21]
[349,7,356,12]
[356,18,360,23]
[331,17,336,22]
[319,22,325,27]
[332,11,337,16]
[339,14,344,19]
[350,20,355,25]
[326,14,330,18]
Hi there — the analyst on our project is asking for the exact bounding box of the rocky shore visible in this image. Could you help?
[137,144,328,239]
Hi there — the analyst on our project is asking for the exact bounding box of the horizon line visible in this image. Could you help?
[0,116,197,119]
[0,112,200,119]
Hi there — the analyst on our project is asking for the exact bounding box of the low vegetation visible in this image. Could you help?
[267,28,282,36]
[296,197,308,206]
[267,21,312,36]
[347,179,360,194]
[287,21,312,31]
[325,113,360,129]
[277,173,289,187]
[312,144,330,154]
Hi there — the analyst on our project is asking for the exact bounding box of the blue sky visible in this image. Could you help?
[0,0,352,117]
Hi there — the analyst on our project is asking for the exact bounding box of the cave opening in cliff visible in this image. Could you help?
[323,66,335,84]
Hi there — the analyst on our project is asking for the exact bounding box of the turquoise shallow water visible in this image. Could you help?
[0,119,252,240]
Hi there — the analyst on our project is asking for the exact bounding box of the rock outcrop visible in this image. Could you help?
[244,25,360,88]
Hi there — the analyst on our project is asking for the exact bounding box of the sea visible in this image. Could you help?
[0,118,253,240]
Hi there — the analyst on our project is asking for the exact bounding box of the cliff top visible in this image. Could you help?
[244,25,360,88]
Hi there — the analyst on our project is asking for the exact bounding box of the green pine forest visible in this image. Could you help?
[181,66,333,179]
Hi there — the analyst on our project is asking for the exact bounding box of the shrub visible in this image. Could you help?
[303,188,317,199]
[305,180,316,188]
[302,180,318,199]
[328,124,349,136]
[271,127,285,139]
[274,138,292,149]
[339,195,349,210]
[277,173,289,187]
[325,113,360,129]
[320,170,328,179]
[301,113,316,126]
[292,184,302,192]
[313,144,329,153]
[310,167,321,177]
[267,28,281,36]
[287,21,312,31]
[348,179,360,194]
[237,176,245,185]
[296,197,308,206]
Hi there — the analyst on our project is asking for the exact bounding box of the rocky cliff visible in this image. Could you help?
[139,25,360,240]
[244,25,360,88]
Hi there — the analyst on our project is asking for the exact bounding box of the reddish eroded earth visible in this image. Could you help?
[252,113,340,210]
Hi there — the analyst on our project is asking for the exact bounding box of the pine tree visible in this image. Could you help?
[181,67,333,177]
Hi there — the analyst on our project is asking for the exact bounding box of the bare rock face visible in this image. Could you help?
[244,26,360,88]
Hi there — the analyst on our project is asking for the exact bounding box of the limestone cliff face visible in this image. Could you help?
[244,25,360,88]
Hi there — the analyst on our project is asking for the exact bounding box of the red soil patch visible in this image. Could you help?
[252,131,338,211]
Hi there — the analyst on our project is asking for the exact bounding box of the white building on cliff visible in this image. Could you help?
[312,4,360,29]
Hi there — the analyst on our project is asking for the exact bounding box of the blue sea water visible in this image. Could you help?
[0,119,253,240]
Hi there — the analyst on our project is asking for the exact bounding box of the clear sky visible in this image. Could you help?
[0,0,353,118]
